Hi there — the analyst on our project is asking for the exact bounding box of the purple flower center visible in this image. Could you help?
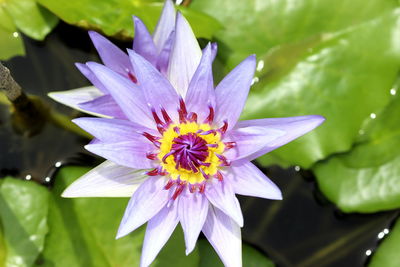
[170,133,209,172]
[143,98,237,197]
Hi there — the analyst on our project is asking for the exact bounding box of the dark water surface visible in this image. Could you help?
[1,23,398,267]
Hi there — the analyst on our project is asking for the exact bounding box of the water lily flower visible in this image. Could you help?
[52,3,325,267]
[48,0,178,119]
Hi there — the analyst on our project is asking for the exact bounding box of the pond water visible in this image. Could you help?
[1,22,398,267]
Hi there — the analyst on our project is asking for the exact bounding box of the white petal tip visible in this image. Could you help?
[115,231,126,240]
[47,92,55,98]
[47,91,75,106]
[47,92,60,100]
[70,118,80,125]
[116,223,132,239]
[60,192,70,198]
[315,115,326,125]
[304,115,326,131]
[61,188,77,198]
[84,144,95,153]
[274,192,283,200]
[185,244,195,256]
[266,184,283,201]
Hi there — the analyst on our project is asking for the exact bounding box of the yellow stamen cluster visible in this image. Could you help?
[158,122,224,184]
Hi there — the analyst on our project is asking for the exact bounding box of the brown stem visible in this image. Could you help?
[0,62,91,138]
[181,0,192,7]
[0,62,24,102]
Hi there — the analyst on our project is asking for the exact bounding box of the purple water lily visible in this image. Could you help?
[51,2,325,267]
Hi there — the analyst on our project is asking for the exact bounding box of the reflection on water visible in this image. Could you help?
[0,22,398,267]
[240,165,398,267]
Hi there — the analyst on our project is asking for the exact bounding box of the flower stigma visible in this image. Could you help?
[143,99,235,198]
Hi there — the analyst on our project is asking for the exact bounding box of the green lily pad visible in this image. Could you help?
[313,87,400,213]
[0,221,6,265]
[198,239,275,267]
[0,178,49,267]
[369,217,400,267]
[36,0,221,40]
[39,166,199,267]
[0,6,24,60]
[191,0,400,168]
[1,0,58,40]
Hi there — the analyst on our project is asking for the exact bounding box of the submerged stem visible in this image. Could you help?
[0,62,91,139]
[0,62,23,102]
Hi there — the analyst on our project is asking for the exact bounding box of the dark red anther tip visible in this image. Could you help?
[178,98,188,123]
[224,142,237,150]
[199,183,206,193]
[172,183,185,200]
[189,184,196,193]
[222,160,231,167]
[164,179,175,190]
[127,71,138,83]
[204,106,215,124]
[179,98,188,116]
[215,171,223,181]
[157,124,166,134]
[216,153,230,166]
[146,152,157,160]
[161,107,172,125]
[188,112,198,123]
[142,132,161,148]
[219,120,228,134]
[146,169,159,176]
[174,126,180,134]
[159,169,168,176]
[151,108,164,126]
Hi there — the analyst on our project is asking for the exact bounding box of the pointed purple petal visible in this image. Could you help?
[214,55,256,130]
[133,16,158,66]
[78,95,127,119]
[210,42,218,62]
[234,115,325,161]
[229,161,282,200]
[86,62,154,128]
[185,43,215,122]
[202,206,242,267]
[89,138,101,145]
[156,30,174,75]
[140,203,179,267]
[178,189,209,255]
[153,0,176,53]
[75,63,108,93]
[167,12,202,96]
[205,180,243,227]
[117,176,170,238]
[85,141,154,169]
[73,117,158,143]
[128,50,179,117]
[62,160,147,198]
[223,126,285,161]
[88,31,132,76]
